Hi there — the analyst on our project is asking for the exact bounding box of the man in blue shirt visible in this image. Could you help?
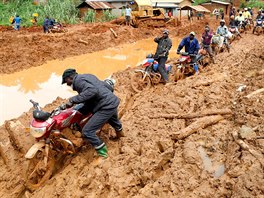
[177,32,200,73]
[14,15,21,31]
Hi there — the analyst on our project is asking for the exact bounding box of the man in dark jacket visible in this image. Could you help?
[154,29,172,84]
[62,69,124,158]
[43,16,49,33]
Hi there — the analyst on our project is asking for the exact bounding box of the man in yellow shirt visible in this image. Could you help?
[243,8,251,19]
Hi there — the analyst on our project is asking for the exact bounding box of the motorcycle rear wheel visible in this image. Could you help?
[131,72,151,93]
[25,150,55,191]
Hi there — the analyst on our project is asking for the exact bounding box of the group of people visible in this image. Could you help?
[229,7,264,34]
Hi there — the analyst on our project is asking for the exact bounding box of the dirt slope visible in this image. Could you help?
[0,18,215,74]
[0,32,263,198]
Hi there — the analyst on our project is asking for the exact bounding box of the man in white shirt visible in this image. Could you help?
[125,5,132,26]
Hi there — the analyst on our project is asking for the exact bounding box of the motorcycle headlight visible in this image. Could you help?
[30,126,46,138]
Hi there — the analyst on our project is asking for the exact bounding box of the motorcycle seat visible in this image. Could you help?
[33,110,51,121]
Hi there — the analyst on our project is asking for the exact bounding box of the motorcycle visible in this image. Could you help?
[49,23,68,33]
[174,52,202,82]
[25,79,115,191]
[130,54,172,93]
[254,19,264,35]
[237,21,246,33]
[228,26,241,42]
[198,45,213,67]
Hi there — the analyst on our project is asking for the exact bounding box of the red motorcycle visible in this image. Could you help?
[25,79,115,191]
[175,52,202,81]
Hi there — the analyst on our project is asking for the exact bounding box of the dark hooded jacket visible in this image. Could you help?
[69,74,119,113]
[154,36,172,58]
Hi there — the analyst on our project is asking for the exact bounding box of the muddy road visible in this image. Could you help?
[1,18,214,74]
[0,19,263,198]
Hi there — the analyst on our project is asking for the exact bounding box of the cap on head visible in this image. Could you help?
[190,31,196,36]
[244,8,248,11]
[62,68,77,84]
[220,19,225,23]
[163,29,169,35]
[239,11,243,14]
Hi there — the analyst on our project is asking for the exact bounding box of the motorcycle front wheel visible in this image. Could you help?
[131,72,151,93]
[25,150,55,191]
[175,68,184,82]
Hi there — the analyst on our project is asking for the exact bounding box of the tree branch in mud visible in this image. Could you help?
[151,109,232,119]
[78,39,88,45]
[110,28,118,38]
[171,115,225,140]
[232,131,264,167]
[0,145,8,165]
[246,88,264,98]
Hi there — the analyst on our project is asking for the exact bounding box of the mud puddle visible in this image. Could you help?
[0,37,180,124]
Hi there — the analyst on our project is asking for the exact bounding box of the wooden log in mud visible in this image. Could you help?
[78,39,88,45]
[171,115,224,140]
[151,109,232,119]
[110,28,118,38]
[0,145,8,165]
[232,131,264,167]
[246,88,264,98]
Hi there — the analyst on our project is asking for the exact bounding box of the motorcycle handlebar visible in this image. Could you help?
[30,99,41,111]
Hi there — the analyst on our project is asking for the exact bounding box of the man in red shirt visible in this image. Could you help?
[201,26,215,63]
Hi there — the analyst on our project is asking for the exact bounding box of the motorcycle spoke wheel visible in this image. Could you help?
[151,73,162,84]
[131,72,151,93]
[26,150,55,192]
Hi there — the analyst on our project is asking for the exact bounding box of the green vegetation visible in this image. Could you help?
[245,0,264,9]
[83,9,96,23]
[0,0,79,26]
[0,0,117,27]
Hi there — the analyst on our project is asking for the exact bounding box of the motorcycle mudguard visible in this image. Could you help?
[25,141,45,159]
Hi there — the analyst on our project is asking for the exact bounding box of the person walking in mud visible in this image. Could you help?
[125,4,132,26]
[61,69,124,159]
[154,29,172,84]
[43,16,49,33]
[201,26,215,64]
[13,15,21,31]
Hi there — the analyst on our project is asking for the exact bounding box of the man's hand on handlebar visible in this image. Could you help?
[66,100,74,108]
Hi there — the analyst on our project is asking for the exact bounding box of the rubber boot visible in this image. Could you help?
[96,145,108,158]
[116,130,125,139]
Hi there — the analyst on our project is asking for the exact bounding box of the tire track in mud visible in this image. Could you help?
[0,34,263,197]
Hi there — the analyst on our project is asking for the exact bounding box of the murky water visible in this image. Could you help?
[0,37,180,124]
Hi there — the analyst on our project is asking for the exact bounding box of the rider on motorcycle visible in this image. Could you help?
[235,11,246,29]
[177,31,200,74]
[243,8,251,20]
[229,15,242,38]
[201,26,215,63]
[216,19,230,52]
[62,68,124,158]
[252,10,263,34]
[154,29,172,84]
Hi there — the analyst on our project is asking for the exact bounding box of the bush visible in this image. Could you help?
[83,9,96,23]
[101,10,116,22]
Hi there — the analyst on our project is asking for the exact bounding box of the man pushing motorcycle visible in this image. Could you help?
[154,29,172,84]
[62,68,124,159]
[177,31,200,74]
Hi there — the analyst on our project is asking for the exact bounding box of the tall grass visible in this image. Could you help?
[0,0,79,27]
[101,10,116,22]
[83,9,96,23]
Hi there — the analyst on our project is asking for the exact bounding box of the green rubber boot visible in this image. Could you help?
[96,145,108,158]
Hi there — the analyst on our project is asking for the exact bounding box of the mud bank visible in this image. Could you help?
[0,33,263,197]
[0,18,215,74]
